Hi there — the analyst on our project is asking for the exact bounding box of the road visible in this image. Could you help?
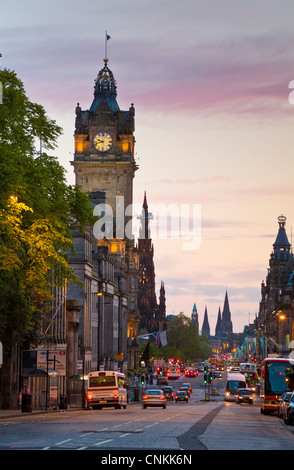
[1,372,294,457]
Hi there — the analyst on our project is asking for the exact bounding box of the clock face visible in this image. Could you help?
[93,132,113,152]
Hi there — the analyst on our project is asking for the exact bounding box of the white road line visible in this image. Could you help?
[56,439,72,446]
[119,433,130,438]
[94,439,113,446]
[81,432,93,437]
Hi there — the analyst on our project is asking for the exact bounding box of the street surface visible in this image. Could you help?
[1,372,294,456]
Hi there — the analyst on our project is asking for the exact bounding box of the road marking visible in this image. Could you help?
[81,432,93,437]
[119,433,130,438]
[56,439,72,446]
[94,439,113,446]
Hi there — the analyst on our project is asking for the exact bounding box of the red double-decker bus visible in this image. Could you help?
[260,357,294,415]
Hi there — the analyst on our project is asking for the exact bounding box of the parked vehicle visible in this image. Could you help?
[284,392,294,425]
[280,391,293,421]
[277,392,287,418]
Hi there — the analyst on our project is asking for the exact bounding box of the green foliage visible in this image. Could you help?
[144,314,212,362]
[0,68,93,349]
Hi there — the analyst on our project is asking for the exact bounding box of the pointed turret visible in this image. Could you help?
[201,306,210,337]
[273,215,291,262]
[221,291,233,334]
[90,59,119,114]
[215,307,222,336]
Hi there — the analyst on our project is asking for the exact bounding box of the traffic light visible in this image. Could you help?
[203,373,208,384]
[141,374,145,385]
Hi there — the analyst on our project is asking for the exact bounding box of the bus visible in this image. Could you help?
[240,363,258,390]
[216,359,225,371]
[225,373,247,401]
[166,364,181,380]
[87,370,128,409]
[260,357,294,415]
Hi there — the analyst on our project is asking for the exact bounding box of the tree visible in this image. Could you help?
[0,68,94,351]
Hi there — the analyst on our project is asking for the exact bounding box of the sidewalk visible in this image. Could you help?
[0,406,84,419]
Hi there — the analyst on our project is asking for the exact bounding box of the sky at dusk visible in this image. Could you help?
[1,0,294,333]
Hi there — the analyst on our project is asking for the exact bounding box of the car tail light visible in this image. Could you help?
[160,396,165,400]
[142,395,148,400]
[88,394,93,400]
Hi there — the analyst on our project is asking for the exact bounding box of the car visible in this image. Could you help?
[277,392,287,418]
[182,383,192,394]
[175,390,189,403]
[178,386,190,397]
[236,388,254,404]
[214,371,222,379]
[284,392,294,425]
[157,376,168,385]
[185,368,192,377]
[142,389,167,409]
[280,391,293,420]
[161,386,174,400]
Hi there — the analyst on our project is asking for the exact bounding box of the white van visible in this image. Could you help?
[225,373,246,401]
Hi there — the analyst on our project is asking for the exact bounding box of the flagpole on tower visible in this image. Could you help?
[105,31,111,61]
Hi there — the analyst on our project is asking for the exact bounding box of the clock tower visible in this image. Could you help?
[72,58,138,234]
[71,56,140,372]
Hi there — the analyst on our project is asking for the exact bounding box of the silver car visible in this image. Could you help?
[142,389,167,409]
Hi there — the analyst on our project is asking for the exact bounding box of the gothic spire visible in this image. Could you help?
[201,306,210,337]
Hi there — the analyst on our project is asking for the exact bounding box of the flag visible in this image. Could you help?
[159,331,167,347]
[152,332,160,346]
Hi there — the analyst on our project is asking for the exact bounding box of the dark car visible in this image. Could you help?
[284,392,294,425]
[178,386,190,397]
[214,371,222,379]
[182,383,192,394]
[162,386,174,400]
[175,390,189,403]
[277,392,287,418]
[280,391,293,421]
[236,388,253,404]
[157,376,168,385]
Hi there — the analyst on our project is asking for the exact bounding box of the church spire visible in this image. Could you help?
[221,291,233,334]
[215,306,222,336]
[138,191,152,241]
[201,306,210,337]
